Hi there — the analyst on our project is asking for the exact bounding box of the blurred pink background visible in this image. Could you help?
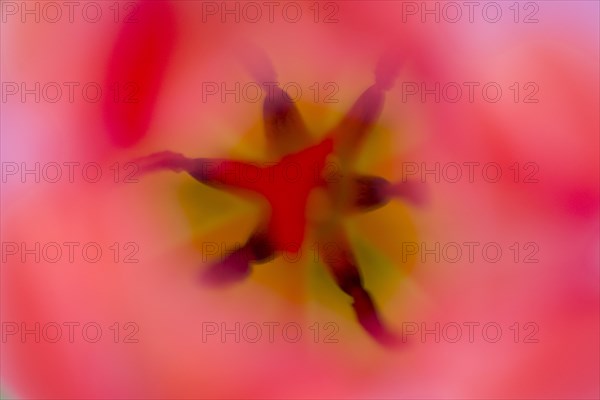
[1,1,598,398]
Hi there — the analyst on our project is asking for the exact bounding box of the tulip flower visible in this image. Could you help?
[1,1,598,399]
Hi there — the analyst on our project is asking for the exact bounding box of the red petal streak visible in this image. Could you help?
[103,1,176,147]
